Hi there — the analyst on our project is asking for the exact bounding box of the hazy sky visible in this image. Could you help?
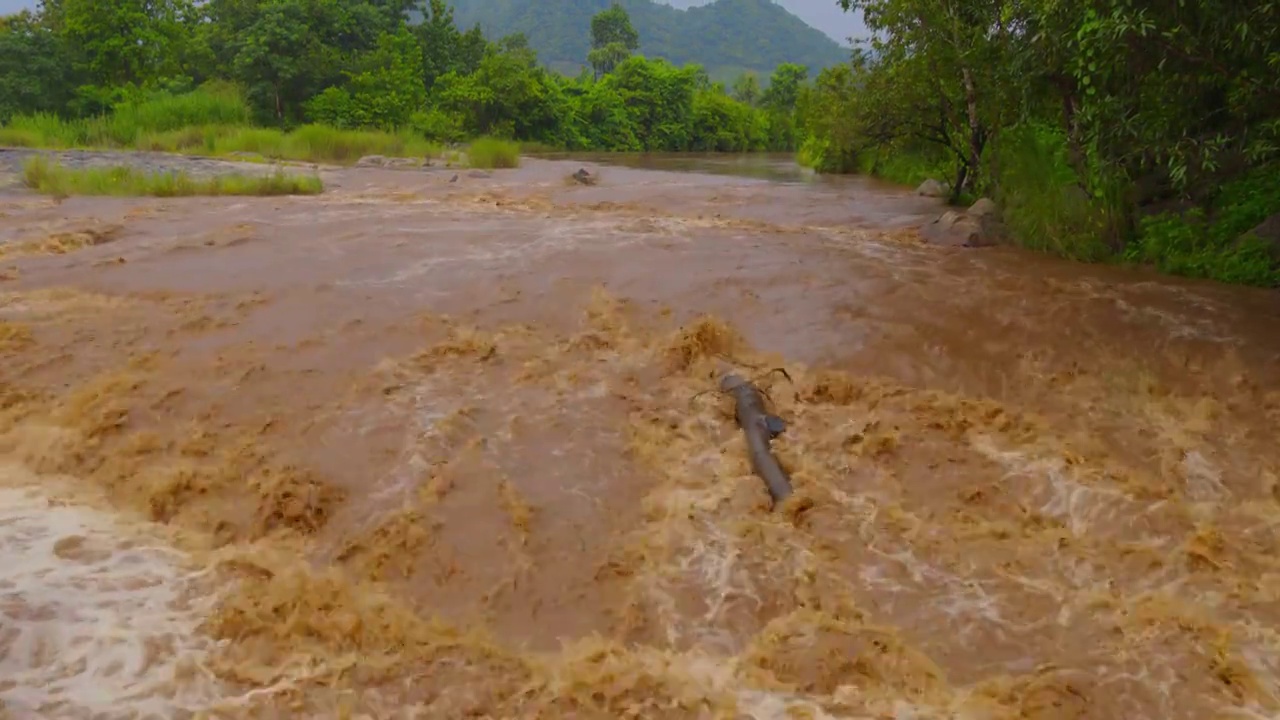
[0,0,867,45]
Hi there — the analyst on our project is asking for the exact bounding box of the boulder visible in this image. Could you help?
[571,168,597,185]
[967,197,998,218]
[355,155,427,169]
[919,198,1005,248]
[916,179,949,198]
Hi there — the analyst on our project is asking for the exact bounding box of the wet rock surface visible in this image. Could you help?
[920,197,1007,247]
[0,147,328,195]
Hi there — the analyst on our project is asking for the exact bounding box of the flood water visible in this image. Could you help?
[2,153,1279,718]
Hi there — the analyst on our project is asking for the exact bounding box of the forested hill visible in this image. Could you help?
[443,0,849,79]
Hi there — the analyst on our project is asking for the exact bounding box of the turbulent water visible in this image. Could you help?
[1,154,1279,719]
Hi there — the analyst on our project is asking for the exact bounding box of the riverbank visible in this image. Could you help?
[800,131,1280,288]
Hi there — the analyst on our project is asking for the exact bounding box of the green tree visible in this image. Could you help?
[837,0,1015,198]
[0,10,78,122]
[731,73,760,106]
[414,0,487,90]
[760,63,807,112]
[587,4,639,78]
[231,0,345,122]
[307,26,426,128]
[433,47,565,142]
[51,0,194,88]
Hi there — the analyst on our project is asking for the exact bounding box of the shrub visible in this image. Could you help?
[466,137,521,169]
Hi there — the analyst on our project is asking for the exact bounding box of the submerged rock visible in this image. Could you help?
[920,198,1005,248]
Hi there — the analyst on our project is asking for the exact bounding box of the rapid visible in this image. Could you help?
[1,153,1278,719]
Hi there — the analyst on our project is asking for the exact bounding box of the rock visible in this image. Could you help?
[571,168,597,185]
[355,155,427,169]
[920,199,1005,248]
[916,179,949,198]
[967,197,998,218]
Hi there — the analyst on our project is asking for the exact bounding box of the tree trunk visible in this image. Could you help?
[719,373,793,508]
[960,67,983,194]
[1054,76,1088,184]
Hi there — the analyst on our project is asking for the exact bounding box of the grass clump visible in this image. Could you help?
[22,156,323,197]
[466,137,521,169]
[987,124,1121,263]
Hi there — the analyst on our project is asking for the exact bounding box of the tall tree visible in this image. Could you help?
[0,10,78,121]
[52,0,194,88]
[587,3,639,78]
[413,0,487,89]
[731,73,760,106]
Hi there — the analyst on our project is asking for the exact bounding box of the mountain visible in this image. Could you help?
[446,0,851,81]
[656,0,865,46]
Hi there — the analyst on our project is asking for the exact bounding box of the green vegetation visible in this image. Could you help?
[0,1,806,163]
[466,137,521,169]
[445,0,848,81]
[791,0,1280,286]
[0,93,438,164]
[22,156,323,197]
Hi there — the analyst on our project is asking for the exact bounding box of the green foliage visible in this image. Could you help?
[306,28,426,129]
[53,0,195,88]
[448,0,846,80]
[590,4,639,51]
[987,124,1118,262]
[412,0,488,88]
[587,2,639,77]
[1124,167,1280,287]
[0,12,79,124]
[3,0,805,168]
[466,137,521,168]
[22,156,324,197]
[794,0,1280,285]
[0,86,437,164]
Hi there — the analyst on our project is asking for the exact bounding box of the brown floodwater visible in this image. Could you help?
[1,153,1279,719]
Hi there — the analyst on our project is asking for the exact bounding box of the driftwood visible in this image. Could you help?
[719,373,793,508]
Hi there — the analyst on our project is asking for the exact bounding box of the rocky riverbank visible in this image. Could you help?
[0,147,326,193]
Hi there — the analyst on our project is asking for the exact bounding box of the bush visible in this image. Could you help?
[466,137,520,169]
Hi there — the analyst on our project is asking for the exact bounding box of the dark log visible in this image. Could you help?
[719,373,794,508]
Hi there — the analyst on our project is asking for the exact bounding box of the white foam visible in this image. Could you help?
[0,483,223,719]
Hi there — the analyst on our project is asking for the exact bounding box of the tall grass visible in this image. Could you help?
[0,85,438,165]
[986,124,1121,262]
[22,156,323,197]
[466,137,521,169]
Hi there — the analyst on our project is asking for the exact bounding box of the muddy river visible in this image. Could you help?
[1,152,1279,719]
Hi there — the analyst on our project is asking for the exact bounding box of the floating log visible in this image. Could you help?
[719,372,793,508]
